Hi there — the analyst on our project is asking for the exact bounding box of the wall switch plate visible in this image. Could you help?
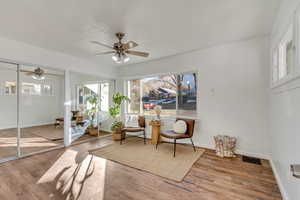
[291,164,300,178]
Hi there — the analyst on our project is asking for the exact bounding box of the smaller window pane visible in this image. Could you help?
[128,80,141,114]
[178,73,197,111]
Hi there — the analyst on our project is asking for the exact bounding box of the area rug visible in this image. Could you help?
[25,125,64,141]
[90,137,205,182]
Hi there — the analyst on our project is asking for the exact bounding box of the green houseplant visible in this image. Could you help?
[109,92,130,140]
[86,95,100,136]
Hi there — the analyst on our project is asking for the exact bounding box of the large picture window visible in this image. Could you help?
[127,72,197,115]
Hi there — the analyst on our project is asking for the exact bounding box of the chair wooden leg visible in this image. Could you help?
[174,139,176,157]
[143,131,146,144]
[190,138,196,152]
[156,141,159,149]
[120,133,125,145]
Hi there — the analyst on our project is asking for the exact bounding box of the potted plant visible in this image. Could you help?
[86,95,100,136]
[109,92,130,140]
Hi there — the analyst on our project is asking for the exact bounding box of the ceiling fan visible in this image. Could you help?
[91,32,149,64]
[20,67,60,80]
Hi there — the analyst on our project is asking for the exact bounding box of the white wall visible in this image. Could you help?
[117,36,271,159]
[270,0,300,200]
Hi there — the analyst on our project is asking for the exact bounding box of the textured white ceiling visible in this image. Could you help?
[0,0,281,67]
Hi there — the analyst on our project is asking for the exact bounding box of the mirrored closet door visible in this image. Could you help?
[0,62,19,161]
[19,65,65,155]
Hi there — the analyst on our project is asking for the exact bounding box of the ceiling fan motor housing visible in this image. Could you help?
[116,32,125,41]
[35,67,44,76]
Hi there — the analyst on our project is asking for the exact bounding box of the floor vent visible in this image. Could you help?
[242,156,262,165]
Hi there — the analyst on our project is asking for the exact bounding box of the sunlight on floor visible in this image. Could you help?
[38,149,106,200]
[0,137,59,147]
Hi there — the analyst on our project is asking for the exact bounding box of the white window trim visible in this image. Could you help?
[123,70,199,116]
[75,80,114,112]
[271,7,300,89]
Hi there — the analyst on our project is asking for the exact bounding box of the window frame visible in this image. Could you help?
[124,70,199,116]
[278,24,294,80]
[271,6,300,88]
[75,80,112,112]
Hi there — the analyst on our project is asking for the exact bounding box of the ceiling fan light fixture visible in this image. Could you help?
[122,54,130,63]
[32,74,45,80]
[92,32,149,63]
[112,52,130,63]
[112,53,121,62]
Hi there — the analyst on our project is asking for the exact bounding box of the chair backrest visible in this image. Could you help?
[138,116,146,128]
[176,118,195,137]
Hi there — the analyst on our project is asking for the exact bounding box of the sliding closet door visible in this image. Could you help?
[0,62,18,161]
[19,65,65,155]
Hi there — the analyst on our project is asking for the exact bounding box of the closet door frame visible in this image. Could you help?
[0,58,65,163]
[0,60,20,162]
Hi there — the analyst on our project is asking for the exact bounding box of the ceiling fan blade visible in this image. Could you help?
[122,41,138,50]
[25,72,34,76]
[44,73,63,76]
[125,50,149,57]
[20,69,33,73]
[95,51,116,56]
[90,41,114,49]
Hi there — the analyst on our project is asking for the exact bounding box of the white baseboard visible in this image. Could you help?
[194,142,271,160]
[235,150,271,160]
[143,136,271,160]
[270,160,290,200]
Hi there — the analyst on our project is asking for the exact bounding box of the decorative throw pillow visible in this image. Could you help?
[173,120,187,134]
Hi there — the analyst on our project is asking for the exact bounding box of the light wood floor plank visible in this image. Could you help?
[0,138,282,200]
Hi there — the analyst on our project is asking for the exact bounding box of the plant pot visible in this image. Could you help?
[88,127,99,136]
[112,129,125,141]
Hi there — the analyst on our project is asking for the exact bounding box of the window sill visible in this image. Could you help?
[271,71,300,89]
[126,112,199,120]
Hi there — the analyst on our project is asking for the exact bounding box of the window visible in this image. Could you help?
[177,73,197,110]
[278,25,294,80]
[4,81,16,95]
[142,74,177,114]
[77,84,99,111]
[22,82,41,95]
[77,82,110,112]
[127,72,197,115]
[127,79,141,114]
